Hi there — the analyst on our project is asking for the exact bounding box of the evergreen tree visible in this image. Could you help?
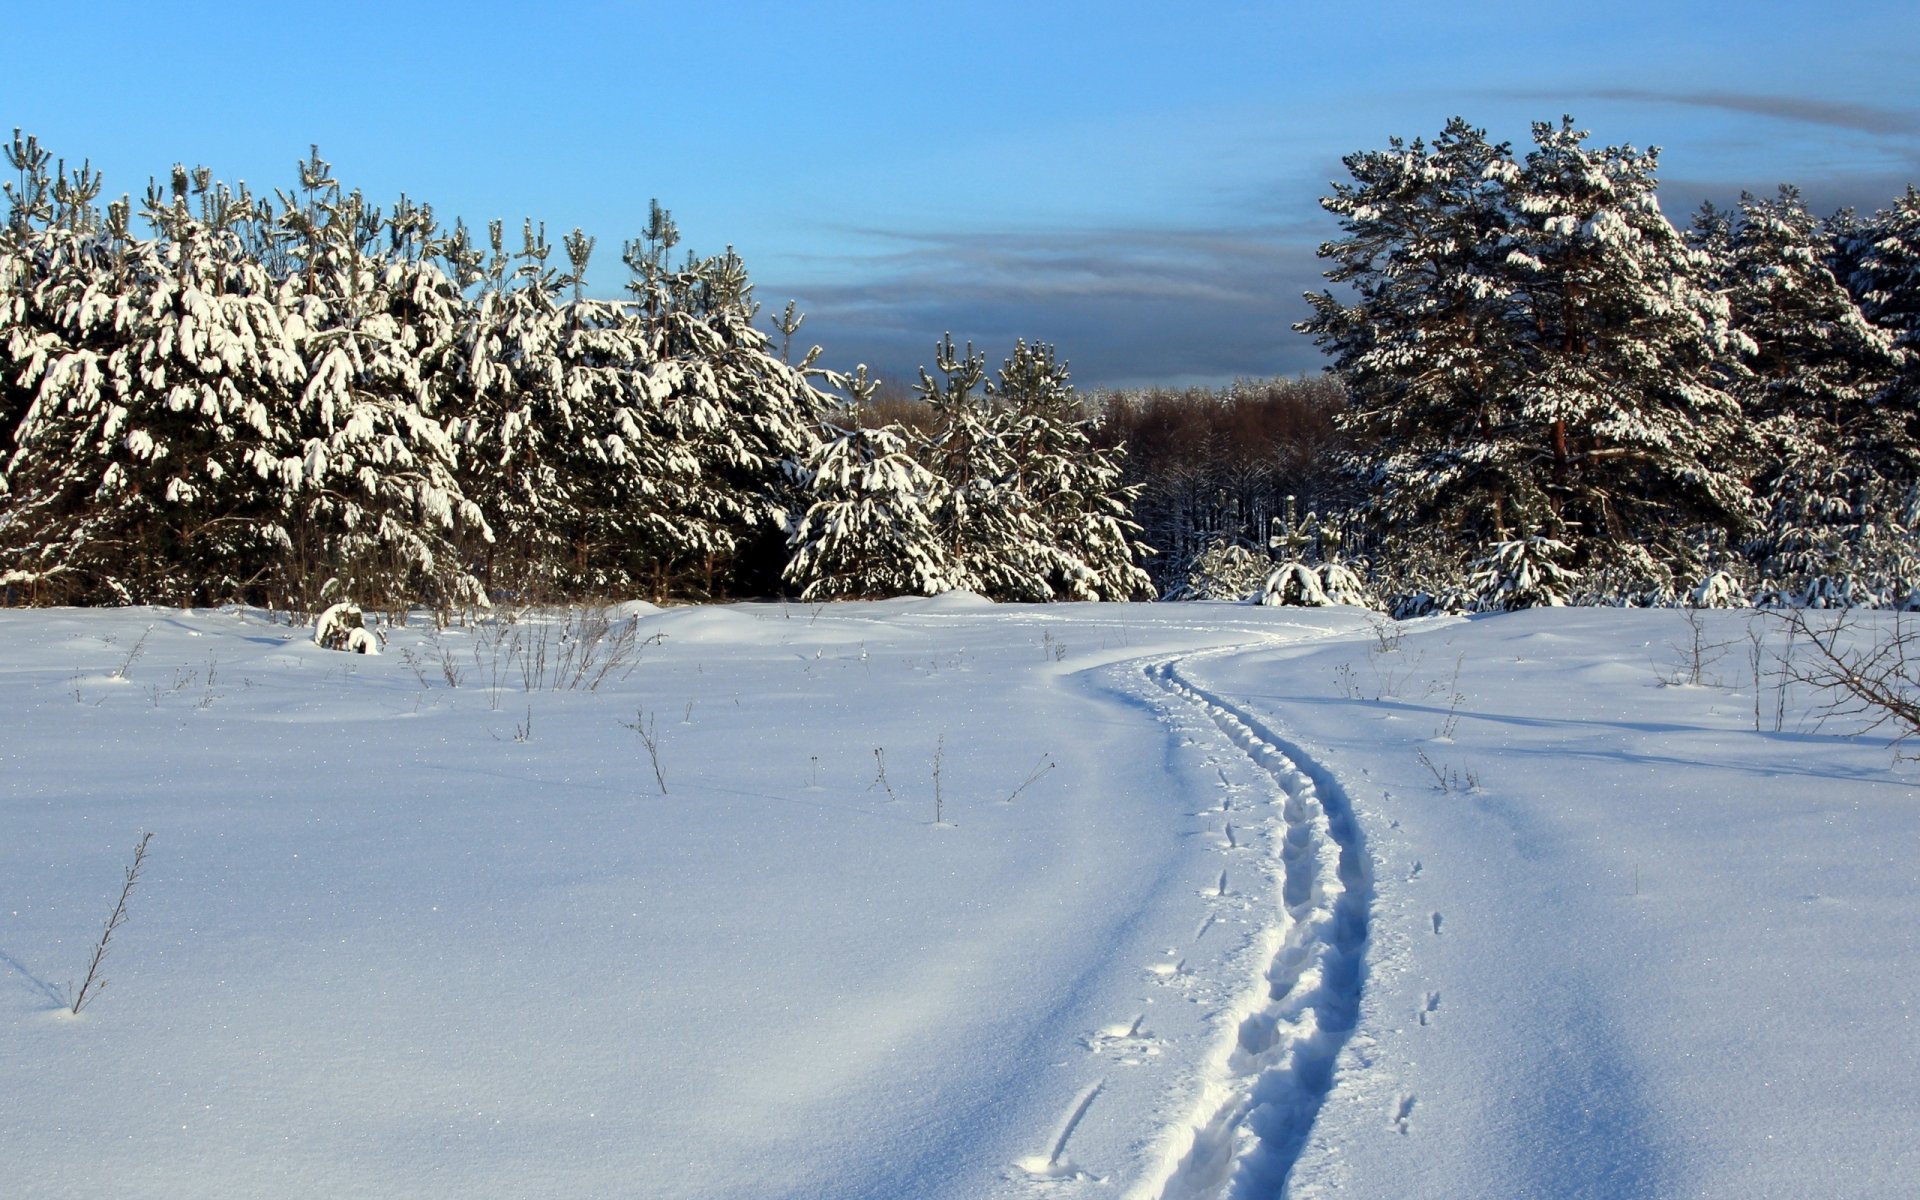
[1468,536,1578,610]
[783,406,955,599]
[1491,118,1753,574]
[1846,189,1920,496]
[1851,187,1920,365]
[1165,533,1270,601]
[916,334,1041,598]
[269,148,487,611]
[1299,118,1525,553]
[2,164,302,603]
[450,219,575,596]
[613,212,830,599]
[1308,117,1756,592]
[990,339,1152,601]
[1726,187,1905,599]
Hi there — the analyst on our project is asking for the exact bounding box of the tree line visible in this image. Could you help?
[0,133,1149,610]
[1295,116,1920,612]
[5,118,1916,614]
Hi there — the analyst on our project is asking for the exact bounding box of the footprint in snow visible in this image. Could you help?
[1083,1015,1161,1063]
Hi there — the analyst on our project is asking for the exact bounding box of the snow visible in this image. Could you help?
[2,602,1915,1199]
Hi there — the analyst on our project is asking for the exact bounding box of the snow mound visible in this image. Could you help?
[903,589,996,612]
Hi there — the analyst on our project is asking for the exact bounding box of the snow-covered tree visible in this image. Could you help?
[1258,561,1331,606]
[1469,536,1578,611]
[783,413,955,600]
[1491,119,1753,572]
[1306,117,1756,587]
[2,165,303,603]
[1850,187,1920,371]
[1300,118,1528,552]
[1726,187,1906,602]
[913,334,1042,598]
[1165,534,1270,601]
[448,219,579,596]
[611,211,830,599]
[907,336,1150,602]
[990,340,1152,601]
[268,149,487,612]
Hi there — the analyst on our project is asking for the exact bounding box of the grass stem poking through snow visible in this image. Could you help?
[1002,754,1056,803]
[111,625,152,681]
[67,831,152,1015]
[932,734,946,825]
[1416,747,1477,793]
[622,707,668,794]
[868,748,899,802]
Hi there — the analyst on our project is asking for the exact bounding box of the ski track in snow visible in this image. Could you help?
[1118,648,1372,1200]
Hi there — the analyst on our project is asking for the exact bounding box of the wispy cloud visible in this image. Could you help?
[764,222,1333,390]
[1499,86,1920,137]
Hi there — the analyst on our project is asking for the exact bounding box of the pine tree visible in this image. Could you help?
[990,339,1152,601]
[783,405,955,599]
[1468,536,1578,610]
[612,212,829,599]
[1490,118,1754,575]
[269,149,487,612]
[915,334,1039,598]
[1307,118,1758,594]
[1846,187,1920,485]
[1166,533,1270,601]
[2,163,303,603]
[1298,118,1527,553]
[1726,187,1904,600]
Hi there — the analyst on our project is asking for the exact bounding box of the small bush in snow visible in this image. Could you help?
[1469,537,1578,611]
[1258,562,1332,607]
[1165,537,1272,602]
[1317,560,1374,608]
[1689,569,1753,609]
[314,603,381,654]
[1776,608,1920,755]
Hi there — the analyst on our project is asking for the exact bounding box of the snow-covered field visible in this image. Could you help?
[3,600,1915,1199]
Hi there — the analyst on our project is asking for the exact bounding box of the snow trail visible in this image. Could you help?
[1131,652,1373,1200]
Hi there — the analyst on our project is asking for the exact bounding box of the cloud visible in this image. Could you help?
[1577,88,1920,136]
[1660,170,1920,223]
[761,222,1335,391]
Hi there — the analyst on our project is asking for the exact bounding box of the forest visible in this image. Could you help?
[2,117,1916,614]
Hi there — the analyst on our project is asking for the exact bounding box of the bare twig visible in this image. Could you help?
[67,831,153,1015]
[1663,607,1736,687]
[932,734,946,825]
[868,747,900,802]
[1415,748,1477,793]
[1002,754,1057,803]
[621,707,669,794]
[111,625,153,681]
[1774,609,1920,753]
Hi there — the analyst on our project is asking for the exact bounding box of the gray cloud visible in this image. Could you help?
[760,92,1920,393]
[1661,170,1920,223]
[1577,88,1920,136]
[763,223,1334,391]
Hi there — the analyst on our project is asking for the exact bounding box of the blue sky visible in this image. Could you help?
[6,1,1917,388]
